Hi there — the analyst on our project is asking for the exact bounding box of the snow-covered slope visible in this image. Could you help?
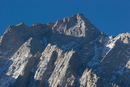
[0,14,129,87]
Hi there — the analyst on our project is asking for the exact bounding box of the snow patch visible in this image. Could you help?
[3,50,12,55]
[19,34,25,37]
[91,27,95,29]
[110,75,116,81]
[61,42,76,51]
[117,67,125,75]
[88,45,101,66]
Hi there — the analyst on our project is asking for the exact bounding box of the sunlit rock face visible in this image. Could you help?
[0,14,130,87]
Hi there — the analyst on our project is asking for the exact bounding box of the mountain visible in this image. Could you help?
[0,14,130,87]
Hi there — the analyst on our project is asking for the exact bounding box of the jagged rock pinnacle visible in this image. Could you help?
[16,22,26,26]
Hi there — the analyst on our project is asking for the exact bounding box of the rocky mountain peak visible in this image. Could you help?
[52,14,100,38]
[32,23,42,26]
[72,13,86,20]
[16,22,27,26]
[0,14,129,87]
[118,32,130,44]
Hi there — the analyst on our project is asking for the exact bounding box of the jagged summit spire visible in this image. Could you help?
[52,14,100,38]
[16,22,24,26]
[16,22,28,27]
[32,23,42,26]
[62,13,86,21]
[72,13,85,18]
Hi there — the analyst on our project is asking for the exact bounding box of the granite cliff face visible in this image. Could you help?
[0,14,130,87]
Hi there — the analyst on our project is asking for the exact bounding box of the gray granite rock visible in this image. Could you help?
[0,14,129,87]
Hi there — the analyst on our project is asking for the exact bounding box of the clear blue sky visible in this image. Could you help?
[0,0,130,36]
